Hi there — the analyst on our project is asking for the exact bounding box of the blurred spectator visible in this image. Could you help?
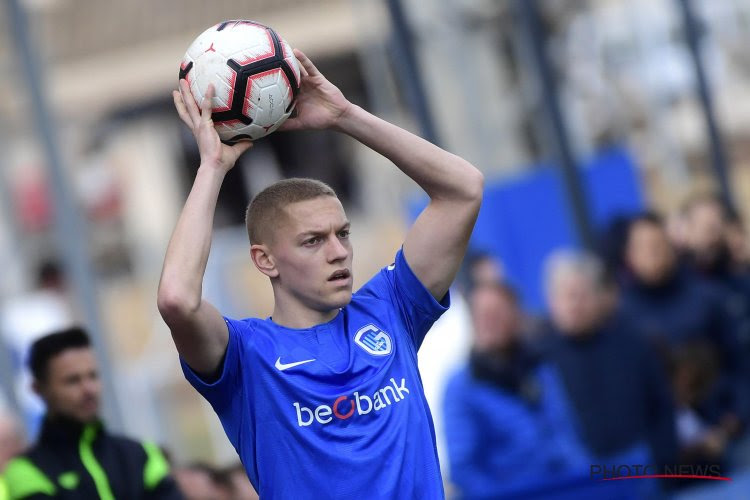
[0,412,24,471]
[541,250,677,468]
[443,281,589,498]
[458,251,504,292]
[223,463,259,500]
[1,327,182,499]
[682,195,731,277]
[620,213,745,432]
[173,462,233,500]
[682,195,750,351]
[0,260,77,437]
[670,341,729,466]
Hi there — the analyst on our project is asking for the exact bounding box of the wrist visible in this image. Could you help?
[197,162,230,179]
[332,102,362,134]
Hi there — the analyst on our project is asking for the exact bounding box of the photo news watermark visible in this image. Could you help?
[590,463,730,481]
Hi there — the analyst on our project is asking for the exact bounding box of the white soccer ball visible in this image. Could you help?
[179,20,301,143]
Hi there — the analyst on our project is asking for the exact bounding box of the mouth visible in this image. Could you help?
[327,268,351,283]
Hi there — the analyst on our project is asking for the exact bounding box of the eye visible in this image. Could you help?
[304,236,321,246]
[338,229,350,239]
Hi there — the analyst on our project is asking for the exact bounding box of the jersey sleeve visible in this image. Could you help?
[179,317,245,415]
[361,248,450,349]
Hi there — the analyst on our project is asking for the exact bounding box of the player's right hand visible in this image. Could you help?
[174,80,253,172]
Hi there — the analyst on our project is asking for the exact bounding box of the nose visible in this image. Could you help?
[326,234,349,263]
[84,377,101,398]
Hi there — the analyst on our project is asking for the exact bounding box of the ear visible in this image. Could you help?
[251,244,279,278]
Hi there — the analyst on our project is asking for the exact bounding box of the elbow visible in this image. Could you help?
[461,164,484,204]
[157,285,199,324]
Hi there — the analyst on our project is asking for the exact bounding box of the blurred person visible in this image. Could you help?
[173,462,232,500]
[682,194,731,276]
[620,213,745,433]
[157,49,482,499]
[173,463,215,500]
[541,250,677,469]
[223,463,259,500]
[1,328,182,499]
[1,260,77,437]
[670,341,729,467]
[682,196,750,347]
[443,281,590,498]
[459,251,504,291]
[0,412,24,470]
[666,210,690,254]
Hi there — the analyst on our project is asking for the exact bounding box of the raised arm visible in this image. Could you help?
[282,50,483,300]
[157,81,252,377]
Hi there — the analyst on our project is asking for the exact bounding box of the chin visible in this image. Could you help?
[76,408,101,424]
[329,290,353,309]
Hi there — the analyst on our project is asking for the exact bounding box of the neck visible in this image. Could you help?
[46,412,98,426]
[271,300,340,329]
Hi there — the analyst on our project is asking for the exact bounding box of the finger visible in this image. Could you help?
[293,49,320,77]
[298,61,309,79]
[179,79,201,126]
[172,90,193,128]
[231,140,253,157]
[201,83,215,123]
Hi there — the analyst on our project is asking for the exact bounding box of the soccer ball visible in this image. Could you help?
[179,20,301,143]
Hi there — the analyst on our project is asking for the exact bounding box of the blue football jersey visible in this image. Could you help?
[181,249,450,499]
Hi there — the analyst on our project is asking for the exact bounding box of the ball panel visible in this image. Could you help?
[280,40,301,87]
[228,30,276,66]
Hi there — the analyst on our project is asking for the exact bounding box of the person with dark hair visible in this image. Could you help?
[1,328,182,499]
[620,214,745,443]
[443,281,590,498]
[681,196,750,343]
[459,251,504,292]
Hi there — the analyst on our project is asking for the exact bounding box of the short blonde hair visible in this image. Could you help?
[245,178,336,245]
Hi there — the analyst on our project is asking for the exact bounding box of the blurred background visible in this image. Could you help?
[2,0,750,498]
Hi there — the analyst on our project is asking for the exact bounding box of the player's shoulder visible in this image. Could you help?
[353,259,398,302]
[224,316,283,353]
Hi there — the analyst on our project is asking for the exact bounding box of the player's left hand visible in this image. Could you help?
[279,49,352,131]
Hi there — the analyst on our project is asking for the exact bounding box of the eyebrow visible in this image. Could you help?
[297,221,350,239]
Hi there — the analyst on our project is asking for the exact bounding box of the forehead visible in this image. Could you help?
[630,221,666,241]
[551,269,592,293]
[471,286,510,306]
[47,348,97,377]
[690,201,723,221]
[280,197,347,232]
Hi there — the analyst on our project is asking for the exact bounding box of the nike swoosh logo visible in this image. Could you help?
[275,357,316,371]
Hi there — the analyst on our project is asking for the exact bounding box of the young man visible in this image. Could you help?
[1,328,181,499]
[157,49,483,499]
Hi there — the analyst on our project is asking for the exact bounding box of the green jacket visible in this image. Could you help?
[2,416,182,500]
[0,475,9,500]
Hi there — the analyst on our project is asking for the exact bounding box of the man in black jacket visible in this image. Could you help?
[541,250,677,470]
[1,327,182,499]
